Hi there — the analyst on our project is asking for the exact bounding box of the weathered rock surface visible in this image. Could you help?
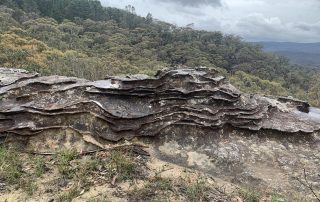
[0,67,319,142]
[1,67,320,200]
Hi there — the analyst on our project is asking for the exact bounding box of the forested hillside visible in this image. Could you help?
[257,41,320,67]
[0,0,319,106]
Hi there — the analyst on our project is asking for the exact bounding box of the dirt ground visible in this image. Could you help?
[0,143,239,202]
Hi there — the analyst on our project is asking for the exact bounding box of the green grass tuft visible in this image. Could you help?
[56,186,81,202]
[0,147,23,184]
[34,156,46,177]
[19,178,38,195]
[129,175,173,201]
[239,188,260,202]
[55,149,77,178]
[272,194,285,202]
[105,150,137,181]
[180,177,211,202]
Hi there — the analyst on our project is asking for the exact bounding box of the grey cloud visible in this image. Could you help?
[103,0,320,42]
[295,24,312,32]
[174,6,207,16]
[157,0,222,7]
[227,14,320,42]
[196,17,222,31]
[294,22,320,34]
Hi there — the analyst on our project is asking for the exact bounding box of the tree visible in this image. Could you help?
[0,0,318,107]
[308,74,320,106]
[125,5,135,14]
[145,13,152,24]
[22,0,38,13]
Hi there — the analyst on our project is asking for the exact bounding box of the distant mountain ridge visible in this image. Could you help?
[255,41,320,66]
[257,41,320,53]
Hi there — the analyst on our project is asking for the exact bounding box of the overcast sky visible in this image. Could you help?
[101,0,320,43]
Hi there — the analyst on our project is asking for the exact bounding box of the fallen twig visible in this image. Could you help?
[18,143,149,156]
[111,174,118,186]
[295,169,320,202]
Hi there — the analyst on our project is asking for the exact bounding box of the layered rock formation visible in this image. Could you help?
[0,67,319,143]
[1,67,320,200]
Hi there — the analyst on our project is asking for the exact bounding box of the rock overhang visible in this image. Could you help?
[0,67,319,142]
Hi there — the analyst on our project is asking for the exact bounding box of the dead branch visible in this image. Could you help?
[18,143,149,156]
[295,168,320,202]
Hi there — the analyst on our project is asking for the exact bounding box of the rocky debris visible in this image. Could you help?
[0,67,319,143]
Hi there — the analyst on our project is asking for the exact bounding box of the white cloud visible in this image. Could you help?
[157,0,222,7]
[100,0,320,42]
[222,13,320,42]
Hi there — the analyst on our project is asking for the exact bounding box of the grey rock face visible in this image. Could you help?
[1,67,319,200]
[152,126,320,200]
[0,67,319,142]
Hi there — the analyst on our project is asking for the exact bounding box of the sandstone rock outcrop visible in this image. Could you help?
[1,67,320,200]
[0,67,319,143]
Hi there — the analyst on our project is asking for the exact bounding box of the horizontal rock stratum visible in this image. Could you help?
[0,67,319,142]
[1,67,320,200]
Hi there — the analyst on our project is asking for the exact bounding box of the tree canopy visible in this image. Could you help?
[0,0,319,106]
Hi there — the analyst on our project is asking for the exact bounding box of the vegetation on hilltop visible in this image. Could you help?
[0,0,319,106]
